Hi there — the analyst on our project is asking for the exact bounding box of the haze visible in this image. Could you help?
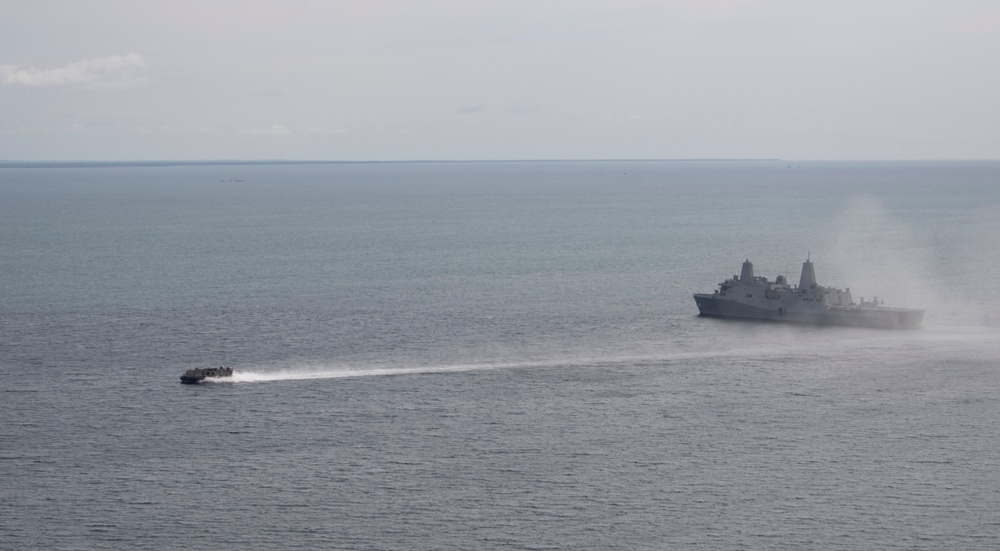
[2,0,998,161]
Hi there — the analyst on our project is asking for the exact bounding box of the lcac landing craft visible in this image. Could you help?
[180,366,234,384]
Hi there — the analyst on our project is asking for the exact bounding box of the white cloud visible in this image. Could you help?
[0,54,148,89]
[457,104,487,115]
[508,102,539,116]
[303,127,349,134]
[245,124,292,136]
[161,124,218,133]
[0,125,35,134]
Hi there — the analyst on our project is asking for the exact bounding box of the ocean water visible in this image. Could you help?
[2,160,999,550]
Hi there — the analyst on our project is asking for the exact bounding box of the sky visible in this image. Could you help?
[1,0,998,161]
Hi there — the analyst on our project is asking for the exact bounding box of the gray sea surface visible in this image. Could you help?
[2,160,999,549]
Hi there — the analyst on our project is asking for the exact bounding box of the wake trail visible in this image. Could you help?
[218,357,620,383]
[228,363,517,383]
[204,347,834,384]
[203,325,1000,384]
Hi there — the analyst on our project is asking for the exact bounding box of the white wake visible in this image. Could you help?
[199,324,1000,385]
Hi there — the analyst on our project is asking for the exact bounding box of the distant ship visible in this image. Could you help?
[693,258,924,329]
[180,366,233,384]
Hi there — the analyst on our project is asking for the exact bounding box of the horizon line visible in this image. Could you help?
[0,158,782,168]
[1,158,997,169]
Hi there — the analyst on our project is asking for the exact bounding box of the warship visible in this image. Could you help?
[179,366,233,384]
[693,258,923,329]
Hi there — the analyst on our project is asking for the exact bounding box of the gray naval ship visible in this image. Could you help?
[693,258,924,329]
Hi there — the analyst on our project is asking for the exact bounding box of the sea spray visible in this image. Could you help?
[195,330,991,384]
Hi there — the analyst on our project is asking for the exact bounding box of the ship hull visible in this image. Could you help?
[179,366,233,384]
[694,294,923,329]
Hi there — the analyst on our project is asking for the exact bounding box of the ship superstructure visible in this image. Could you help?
[693,258,923,329]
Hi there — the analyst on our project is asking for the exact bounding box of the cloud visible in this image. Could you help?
[244,124,292,136]
[456,103,487,115]
[508,102,539,116]
[0,54,148,89]
[0,125,33,134]
[303,127,349,134]
[161,124,218,133]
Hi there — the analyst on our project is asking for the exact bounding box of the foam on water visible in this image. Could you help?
[209,348,787,383]
[218,362,521,383]
[200,325,1000,384]
[209,352,757,384]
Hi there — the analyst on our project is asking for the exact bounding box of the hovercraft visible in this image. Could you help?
[180,366,234,384]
